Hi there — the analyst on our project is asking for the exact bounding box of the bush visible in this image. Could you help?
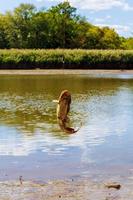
[0,49,132,69]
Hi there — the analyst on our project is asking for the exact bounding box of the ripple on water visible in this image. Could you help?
[0,75,133,180]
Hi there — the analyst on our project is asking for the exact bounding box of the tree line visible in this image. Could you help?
[0,1,132,49]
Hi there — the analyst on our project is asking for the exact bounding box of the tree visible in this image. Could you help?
[100,27,121,49]
[121,37,133,49]
[71,18,93,48]
[48,1,78,48]
[0,1,129,49]
[4,4,36,48]
[0,15,9,48]
[83,26,103,49]
[31,11,51,48]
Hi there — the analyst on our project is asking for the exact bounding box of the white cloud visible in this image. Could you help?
[95,18,105,23]
[36,0,133,11]
[95,23,131,35]
[106,15,112,19]
[94,15,112,23]
[71,0,133,11]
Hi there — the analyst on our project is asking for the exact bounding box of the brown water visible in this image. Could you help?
[0,74,133,181]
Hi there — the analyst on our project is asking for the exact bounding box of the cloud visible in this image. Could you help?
[94,18,105,23]
[71,0,133,11]
[95,23,131,35]
[36,0,133,11]
[106,15,112,19]
[94,15,112,23]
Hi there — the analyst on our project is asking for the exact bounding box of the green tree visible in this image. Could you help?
[29,11,50,48]
[48,1,79,48]
[0,1,129,49]
[121,37,133,49]
[4,4,36,48]
[0,14,9,48]
[72,19,93,48]
[83,26,121,49]
[100,27,121,49]
[84,26,103,49]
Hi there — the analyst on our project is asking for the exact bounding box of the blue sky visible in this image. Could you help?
[1,0,133,37]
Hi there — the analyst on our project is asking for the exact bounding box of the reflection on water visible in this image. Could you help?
[0,74,133,180]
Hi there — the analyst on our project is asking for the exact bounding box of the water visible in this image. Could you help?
[0,74,133,181]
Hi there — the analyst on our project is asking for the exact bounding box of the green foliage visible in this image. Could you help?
[3,4,36,48]
[0,14,9,48]
[100,27,121,49]
[121,38,133,50]
[0,49,133,69]
[47,1,79,48]
[0,2,132,49]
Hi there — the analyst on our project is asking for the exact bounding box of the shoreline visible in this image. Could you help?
[0,69,133,75]
[0,177,132,200]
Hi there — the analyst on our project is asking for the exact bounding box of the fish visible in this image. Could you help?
[53,90,80,134]
[58,120,80,134]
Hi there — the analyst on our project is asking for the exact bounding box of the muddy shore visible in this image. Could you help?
[0,178,133,200]
[0,69,133,75]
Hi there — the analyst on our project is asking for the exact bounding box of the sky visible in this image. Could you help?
[0,0,133,37]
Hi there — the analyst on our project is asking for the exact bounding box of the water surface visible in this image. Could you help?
[0,74,133,181]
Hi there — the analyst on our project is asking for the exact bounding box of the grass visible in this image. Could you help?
[0,49,133,69]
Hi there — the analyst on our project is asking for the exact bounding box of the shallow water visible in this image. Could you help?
[0,74,133,181]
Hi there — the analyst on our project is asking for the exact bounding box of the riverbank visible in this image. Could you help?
[0,69,133,75]
[0,49,133,69]
[0,177,133,200]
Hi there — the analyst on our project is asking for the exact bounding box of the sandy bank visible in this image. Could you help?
[0,69,133,75]
[0,178,133,200]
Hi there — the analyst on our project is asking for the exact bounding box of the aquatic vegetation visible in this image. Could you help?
[0,49,133,69]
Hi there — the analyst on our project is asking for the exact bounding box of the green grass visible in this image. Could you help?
[0,49,133,69]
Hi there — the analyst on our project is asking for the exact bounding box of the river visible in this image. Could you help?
[0,74,133,181]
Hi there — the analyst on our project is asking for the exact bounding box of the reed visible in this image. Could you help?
[0,49,133,69]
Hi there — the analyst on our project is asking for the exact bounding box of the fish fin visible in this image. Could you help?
[53,100,59,103]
